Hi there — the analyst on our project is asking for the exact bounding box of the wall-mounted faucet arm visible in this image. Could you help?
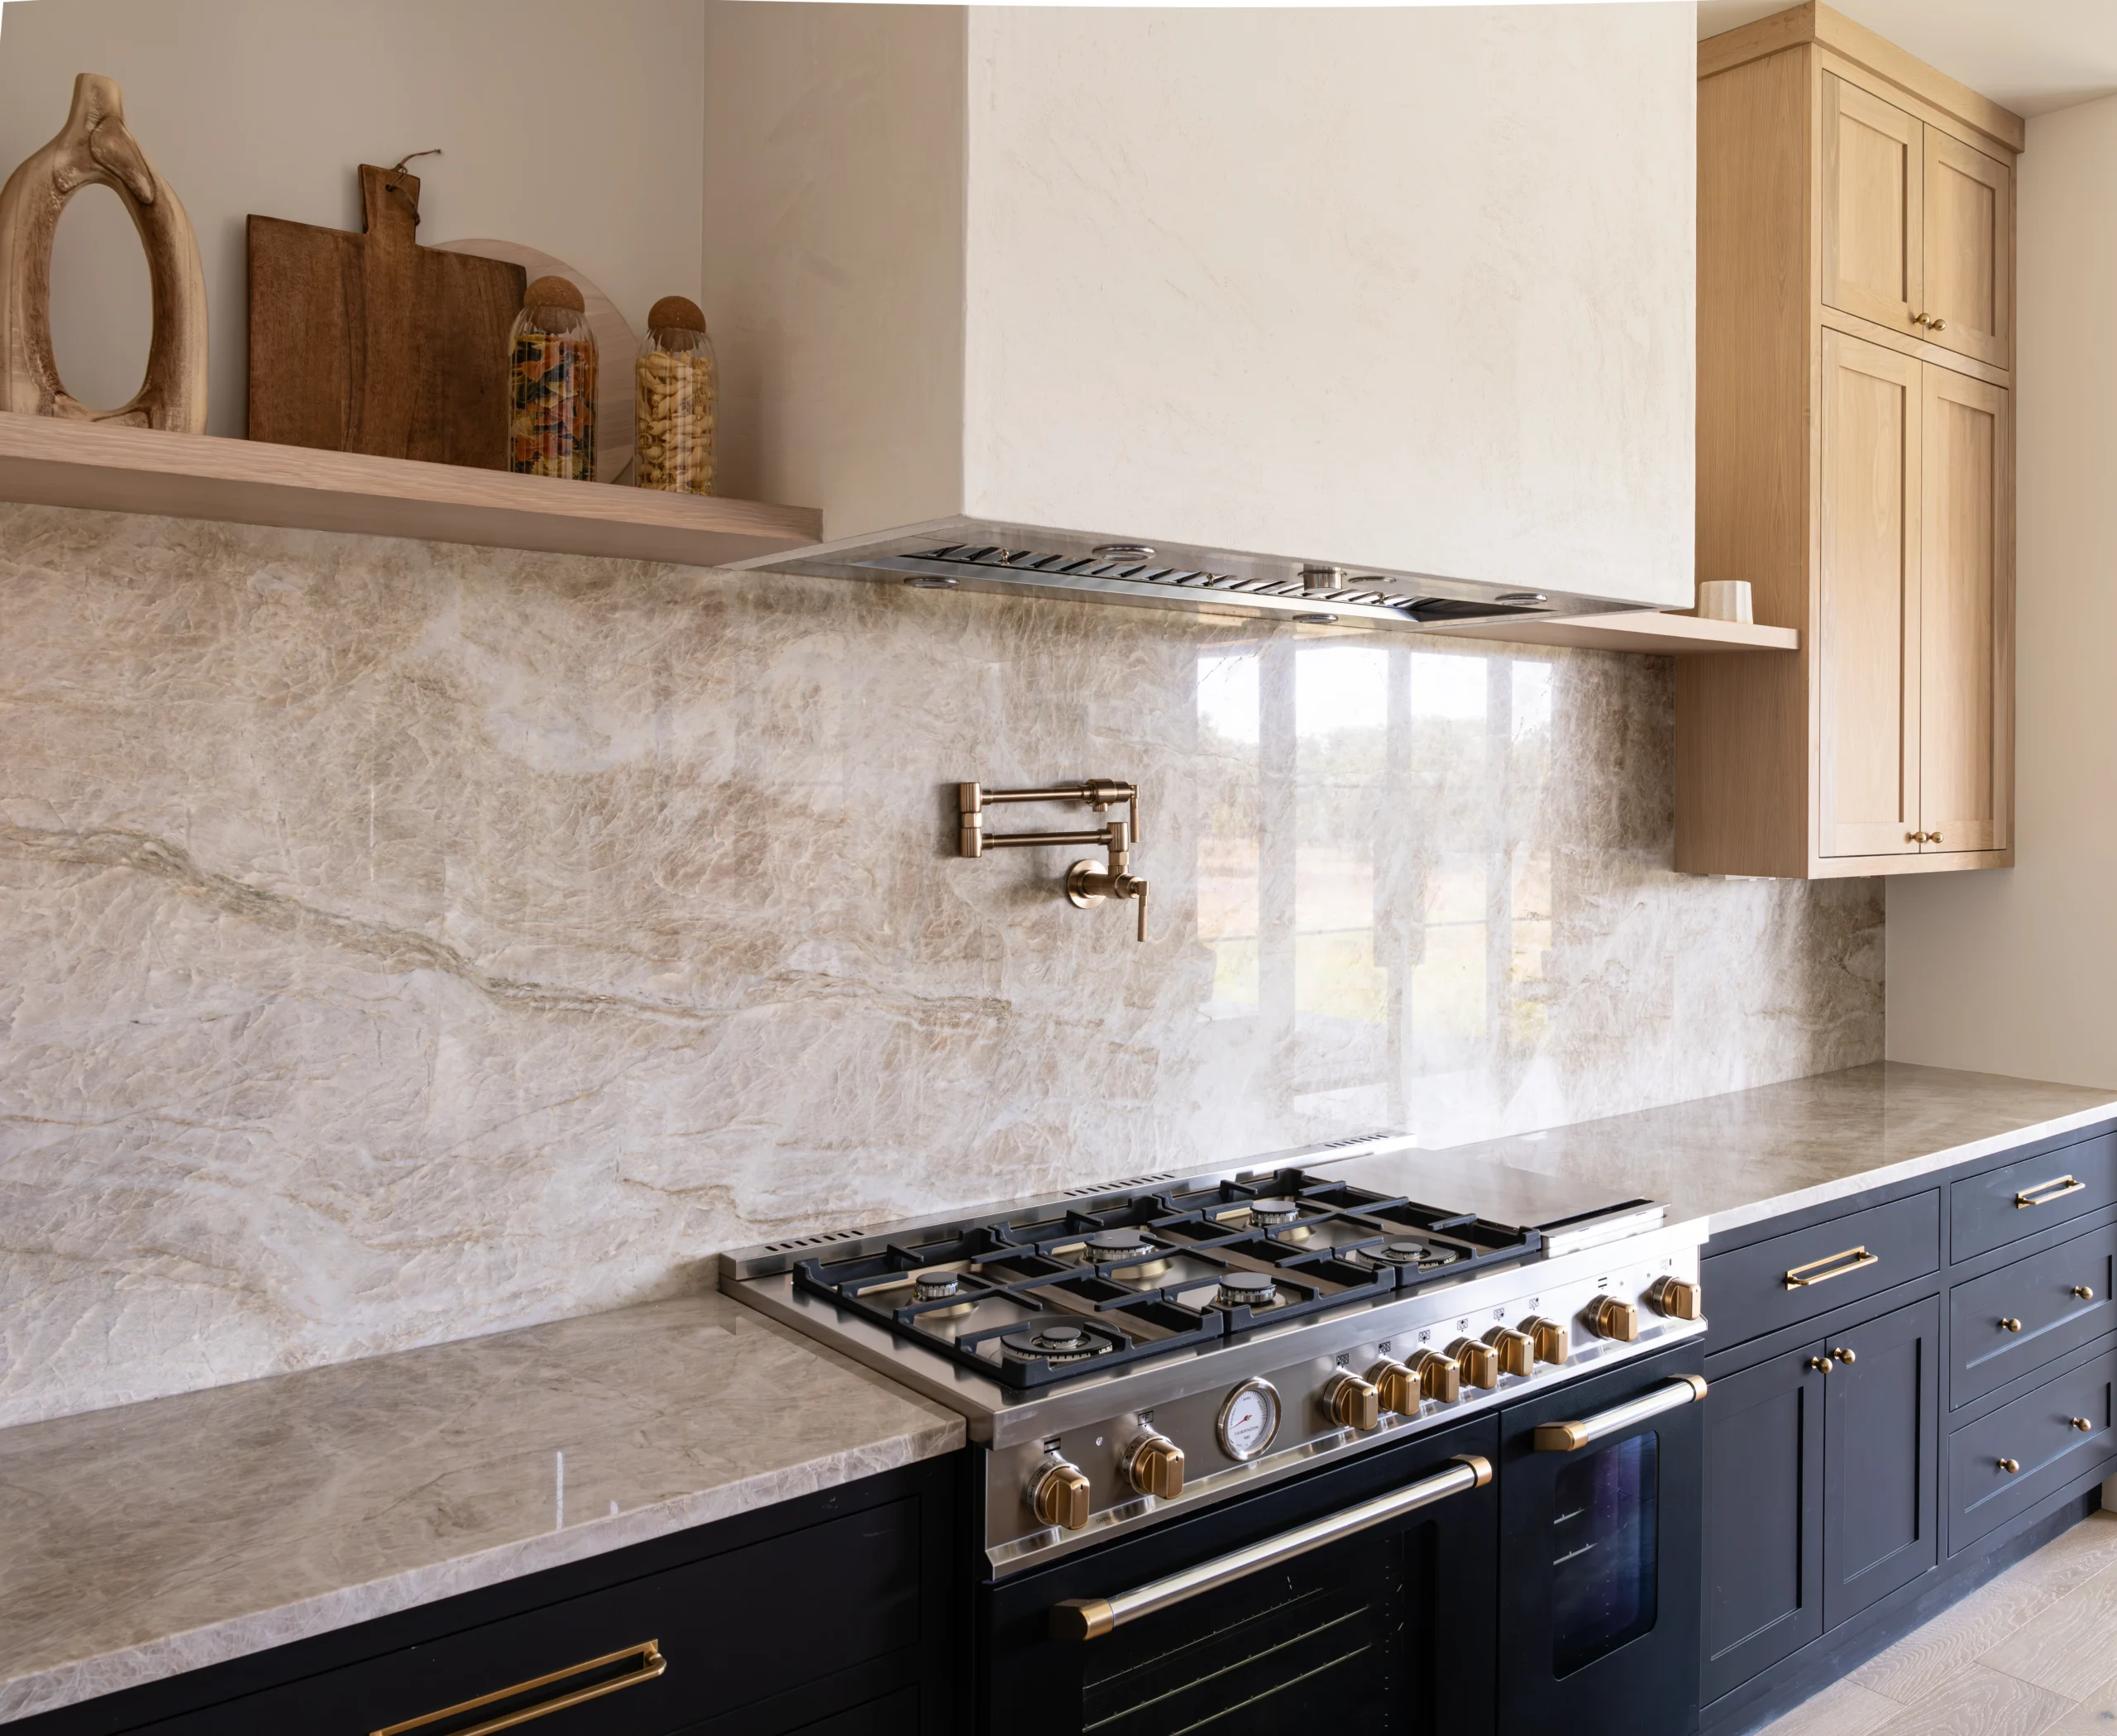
[955,779,1149,942]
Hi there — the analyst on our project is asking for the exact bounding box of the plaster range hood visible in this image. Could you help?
[705,3,1698,634]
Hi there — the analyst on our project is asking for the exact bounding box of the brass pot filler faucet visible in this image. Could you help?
[957,780,1149,942]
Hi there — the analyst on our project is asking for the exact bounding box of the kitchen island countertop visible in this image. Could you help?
[1435,1061,2117,1237]
[0,1292,963,1724]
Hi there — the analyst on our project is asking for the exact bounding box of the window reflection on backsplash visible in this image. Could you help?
[1196,635,1566,1141]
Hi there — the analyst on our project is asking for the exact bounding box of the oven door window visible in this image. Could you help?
[1551,1430,1660,1676]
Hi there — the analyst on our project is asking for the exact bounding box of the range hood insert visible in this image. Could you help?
[741,520,1638,633]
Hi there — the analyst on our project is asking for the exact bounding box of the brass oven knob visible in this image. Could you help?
[1369,1358,1421,1417]
[1407,1348,1462,1403]
[1325,1372,1381,1432]
[1522,1317,1570,1365]
[1125,1433,1185,1499]
[1586,1297,1640,1342]
[1030,1461,1092,1530]
[1447,1337,1500,1390]
[1648,1276,1704,1321]
[1483,1325,1535,1377]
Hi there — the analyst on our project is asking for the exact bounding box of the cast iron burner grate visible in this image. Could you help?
[791,1167,1545,1388]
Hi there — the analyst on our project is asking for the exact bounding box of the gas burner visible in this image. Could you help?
[915,1272,961,1300]
[1000,1319,1116,1364]
[1247,1199,1311,1238]
[1079,1229,1169,1275]
[1372,1237,1463,1270]
[1216,1271,1278,1309]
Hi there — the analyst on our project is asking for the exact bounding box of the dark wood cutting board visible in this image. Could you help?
[247,165,526,467]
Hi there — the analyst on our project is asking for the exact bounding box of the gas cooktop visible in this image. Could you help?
[786,1165,1550,1389]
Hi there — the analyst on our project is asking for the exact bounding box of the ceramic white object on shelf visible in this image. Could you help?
[1697,580,1754,624]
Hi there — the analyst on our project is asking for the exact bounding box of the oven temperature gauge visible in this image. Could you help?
[1216,1377,1283,1461]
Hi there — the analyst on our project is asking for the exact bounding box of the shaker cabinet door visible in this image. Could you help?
[1701,1347,1828,1704]
[1823,1294,1941,1629]
[1918,366,2010,856]
[1823,75,1923,337]
[1922,129,2013,370]
[1818,329,1923,858]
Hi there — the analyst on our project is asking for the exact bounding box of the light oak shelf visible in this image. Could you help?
[1419,609,1799,656]
[0,412,821,567]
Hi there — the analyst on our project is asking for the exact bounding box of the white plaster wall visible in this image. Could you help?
[958,4,1697,605]
[1886,93,2117,1088]
[700,1,966,533]
[0,0,705,439]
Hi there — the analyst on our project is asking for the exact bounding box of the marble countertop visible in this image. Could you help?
[1441,1062,2117,1237]
[0,1293,963,1724]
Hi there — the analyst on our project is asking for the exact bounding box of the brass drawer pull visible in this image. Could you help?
[2000,1318,2024,1332]
[1784,1246,1878,1289]
[2073,1418,2095,1432]
[371,1641,666,1736]
[1998,1456,2020,1474]
[2015,1175,2086,1209]
[2075,1286,2097,1301]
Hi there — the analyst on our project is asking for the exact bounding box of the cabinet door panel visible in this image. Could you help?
[1923,130,2012,370]
[1823,75,1923,336]
[1823,1295,1940,1628]
[1819,330,1923,858]
[1919,367,2009,854]
[1702,1348,1827,1703]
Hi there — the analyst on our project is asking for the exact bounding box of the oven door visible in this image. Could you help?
[1497,1339,1707,1736]
[980,1413,1498,1736]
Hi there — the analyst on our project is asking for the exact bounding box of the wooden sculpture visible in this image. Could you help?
[247,167,527,468]
[0,73,208,432]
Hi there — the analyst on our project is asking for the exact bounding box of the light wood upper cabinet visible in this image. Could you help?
[1680,2,2018,879]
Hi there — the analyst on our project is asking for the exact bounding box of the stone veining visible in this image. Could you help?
[0,504,1883,1428]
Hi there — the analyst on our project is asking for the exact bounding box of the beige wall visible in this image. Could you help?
[1887,94,2117,1088]
[0,0,705,438]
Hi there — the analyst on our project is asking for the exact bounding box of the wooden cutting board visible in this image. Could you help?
[246,165,525,467]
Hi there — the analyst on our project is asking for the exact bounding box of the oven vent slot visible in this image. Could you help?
[759,1227,868,1255]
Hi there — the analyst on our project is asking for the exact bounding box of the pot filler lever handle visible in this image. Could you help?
[1049,1454,1492,1643]
[1532,1374,1708,1453]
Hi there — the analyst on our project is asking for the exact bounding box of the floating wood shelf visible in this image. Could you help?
[1417,608,1800,656]
[0,411,820,567]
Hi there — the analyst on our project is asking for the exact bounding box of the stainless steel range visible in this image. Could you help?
[721,1133,1713,1736]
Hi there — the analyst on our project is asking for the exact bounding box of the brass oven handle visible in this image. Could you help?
[1049,1454,1492,1641]
[2016,1175,2086,1209]
[371,1641,666,1736]
[1785,1246,1878,1289]
[1533,1373,1708,1452]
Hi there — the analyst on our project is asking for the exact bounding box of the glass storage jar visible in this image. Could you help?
[508,275,596,480]
[634,295,717,495]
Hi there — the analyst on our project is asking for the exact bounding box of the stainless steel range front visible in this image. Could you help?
[721,1134,1713,1735]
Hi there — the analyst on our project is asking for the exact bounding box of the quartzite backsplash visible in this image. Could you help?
[0,505,1882,1426]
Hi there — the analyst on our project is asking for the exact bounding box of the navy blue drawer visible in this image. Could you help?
[1948,1341,2117,1554]
[1952,1131,2117,1265]
[1704,1192,1939,1348]
[1951,1222,2117,1410]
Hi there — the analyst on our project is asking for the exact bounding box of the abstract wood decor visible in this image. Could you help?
[247,166,526,468]
[0,73,209,432]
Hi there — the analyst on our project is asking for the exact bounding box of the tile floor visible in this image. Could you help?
[1756,1507,2117,1736]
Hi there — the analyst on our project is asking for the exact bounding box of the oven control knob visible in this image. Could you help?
[1325,1372,1381,1432]
[1407,1348,1462,1403]
[1030,1460,1092,1531]
[1483,1325,1536,1377]
[1369,1358,1421,1417]
[1125,1433,1186,1499]
[1521,1316,1570,1365]
[1446,1337,1501,1390]
[1586,1297,1640,1342]
[1648,1276,1704,1321]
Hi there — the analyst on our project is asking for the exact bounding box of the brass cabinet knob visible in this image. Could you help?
[1407,1347,1462,1403]
[1483,1325,1536,1377]
[1030,1461,1093,1530]
[1833,1346,1857,1365]
[1998,1457,2021,1474]
[1648,1277,1704,1322]
[1522,1316,1570,1365]
[1586,1297,1639,1343]
[2000,1317,2024,1332]
[1447,1337,1501,1390]
[2074,1286,2096,1301]
[1325,1372,1381,1432]
[1369,1358,1421,1417]
[1125,1433,1185,1499]
[1928,318,1947,332]
[2072,1418,2095,1432]
[1807,1356,1833,1373]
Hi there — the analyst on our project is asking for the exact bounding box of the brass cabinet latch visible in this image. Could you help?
[958,779,1149,942]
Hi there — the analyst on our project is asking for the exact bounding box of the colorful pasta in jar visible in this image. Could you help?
[508,275,596,480]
